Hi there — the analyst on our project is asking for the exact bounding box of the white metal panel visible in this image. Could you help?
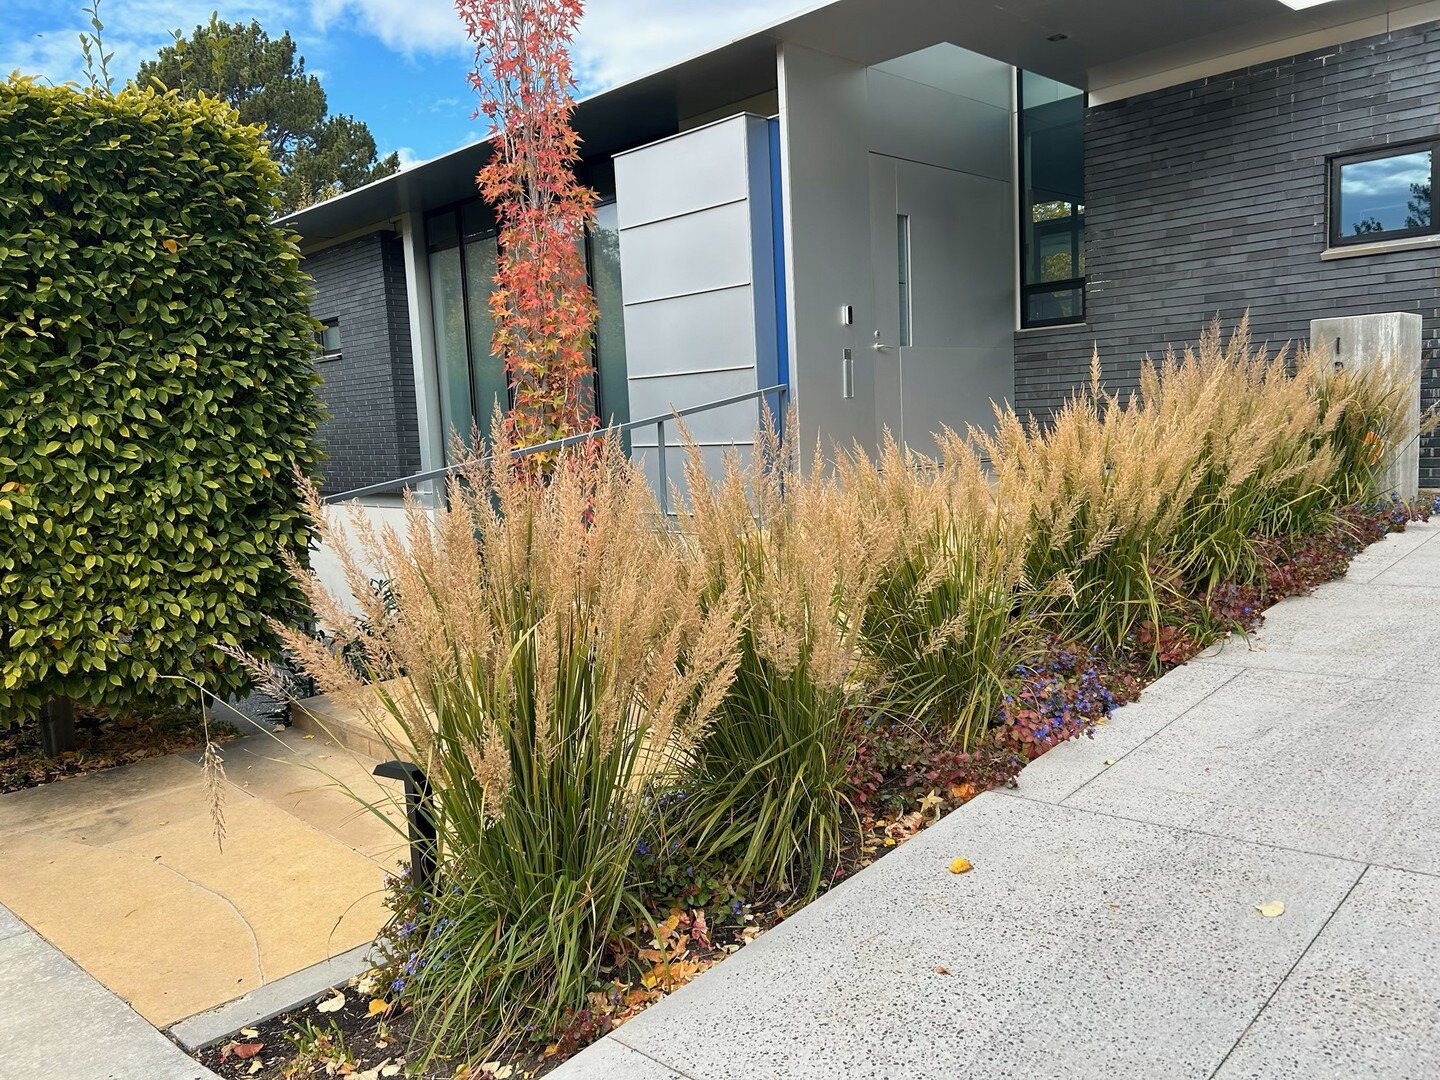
[614,112,780,496]
[621,286,758,380]
[613,119,752,229]
[629,368,774,445]
[617,201,757,305]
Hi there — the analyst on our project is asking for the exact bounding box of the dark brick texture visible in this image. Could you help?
[304,231,420,496]
[1015,20,1440,489]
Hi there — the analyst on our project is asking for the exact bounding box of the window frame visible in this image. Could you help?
[1016,68,1087,330]
[1328,140,1440,248]
[424,197,629,443]
[313,317,342,363]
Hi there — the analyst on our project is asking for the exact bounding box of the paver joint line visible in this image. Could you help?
[997,787,1376,870]
[1206,864,1371,1080]
[1057,665,1244,807]
[608,1033,704,1080]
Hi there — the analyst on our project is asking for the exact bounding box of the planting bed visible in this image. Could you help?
[0,705,236,794]
[196,500,1431,1080]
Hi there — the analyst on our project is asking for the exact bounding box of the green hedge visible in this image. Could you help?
[0,77,323,725]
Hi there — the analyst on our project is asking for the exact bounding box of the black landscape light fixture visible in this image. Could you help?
[374,760,438,890]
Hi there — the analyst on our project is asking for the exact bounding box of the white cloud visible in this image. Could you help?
[574,0,803,92]
[311,0,469,57]
[4,0,807,100]
[1,0,309,89]
[304,0,803,90]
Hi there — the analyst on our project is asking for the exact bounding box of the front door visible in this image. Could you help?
[869,154,1015,454]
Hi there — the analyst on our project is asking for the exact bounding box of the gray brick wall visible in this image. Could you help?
[304,232,421,496]
[1015,20,1440,490]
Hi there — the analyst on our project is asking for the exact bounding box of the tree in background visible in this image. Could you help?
[137,15,399,213]
[458,0,599,451]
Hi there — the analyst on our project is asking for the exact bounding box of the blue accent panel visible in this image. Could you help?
[768,116,790,389]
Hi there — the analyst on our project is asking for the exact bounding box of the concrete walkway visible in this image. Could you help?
[0,904,219,1080]
[0,725,402,1031]
[555,519,1440,1079]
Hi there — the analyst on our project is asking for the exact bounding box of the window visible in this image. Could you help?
[425,198,630,462]
[896,214,913,347]
[313,319,341,362]
[1017,70,1085,328]
[1329,142,1438,246]
[587,201,630,431]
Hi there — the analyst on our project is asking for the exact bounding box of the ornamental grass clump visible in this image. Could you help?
[975,367,1200,654]
[842,434,1040,747]
[676,416,883,900]
[274,435,739,1061]
[975,318,1422,655]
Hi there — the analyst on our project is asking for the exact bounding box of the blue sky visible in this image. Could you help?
[3,0,807,165]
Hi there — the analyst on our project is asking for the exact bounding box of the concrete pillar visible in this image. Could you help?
[1309,312,1423,502]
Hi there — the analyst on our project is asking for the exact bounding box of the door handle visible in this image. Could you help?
[872,341,893,352]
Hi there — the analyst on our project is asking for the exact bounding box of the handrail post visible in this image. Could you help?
[656,419,669,517]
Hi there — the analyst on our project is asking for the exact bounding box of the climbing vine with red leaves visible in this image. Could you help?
[457,0,599,450]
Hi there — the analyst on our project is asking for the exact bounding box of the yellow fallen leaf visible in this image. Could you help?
[316,991,345,1013]
[368,998,390,1016]
[1103,759,1115,766]
[302,733,316,740]
[1256,900,1285,918]
[949,857,973,875]
[239,1027,259,1037]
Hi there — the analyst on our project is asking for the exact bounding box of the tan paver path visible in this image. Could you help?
[0,726,405,1028]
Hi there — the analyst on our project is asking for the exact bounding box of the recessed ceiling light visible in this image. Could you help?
[1278,0,1343,9]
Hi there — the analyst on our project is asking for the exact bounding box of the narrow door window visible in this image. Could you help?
[897,213,913,347]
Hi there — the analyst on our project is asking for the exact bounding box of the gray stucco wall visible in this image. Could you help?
[1014,19,1440,489]
[304,231,421,495]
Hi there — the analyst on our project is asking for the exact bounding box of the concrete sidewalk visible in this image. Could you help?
[555,519,1440,1079]
[0,904,219,1080]
[0,725,402,1032]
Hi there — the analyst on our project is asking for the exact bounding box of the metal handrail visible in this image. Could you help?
[324,383,790,513]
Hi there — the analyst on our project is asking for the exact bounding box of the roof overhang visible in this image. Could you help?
[283,0,1435,247]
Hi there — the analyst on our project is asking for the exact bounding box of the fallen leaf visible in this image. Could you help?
[247,1059,264,1075]
[316,991,345,1013]
[934,965,951,975]
[1103,759,1115,766]
[949,857,973,875]
[302,733,316,740]
[382,1067,402,1078]
[240,1027,259,1037]
[233,1041,264,1059]
[1256,900,1286,918]
[368,998,391,1016]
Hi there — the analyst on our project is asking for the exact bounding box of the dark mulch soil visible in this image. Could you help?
[196,982,466,1079]
[194,502,1433,1080]
[0,705,238,794]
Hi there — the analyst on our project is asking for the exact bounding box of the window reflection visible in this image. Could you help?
[1339,150,1432,238]
[1018,70,1085,328]
[425,200,631,462]
[428,243,473,456]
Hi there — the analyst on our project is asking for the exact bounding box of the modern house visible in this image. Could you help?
[285,0,1440,509]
